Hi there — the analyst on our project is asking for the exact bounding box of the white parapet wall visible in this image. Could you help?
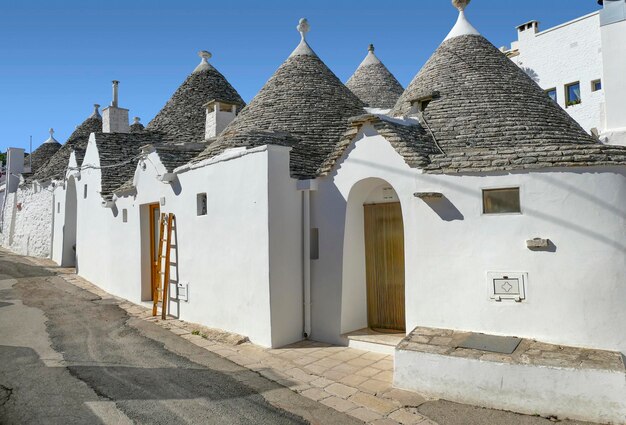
[394,346,626,424]
[1,184,54,258]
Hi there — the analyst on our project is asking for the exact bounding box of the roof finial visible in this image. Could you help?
[368,44,375,53]
[194,50,213,73]
[297,18,310,41]
[444,0,479,41]
[91,104,101,119]
[133,117,141,124]
[44,128,59,144]
[452,0,470,11]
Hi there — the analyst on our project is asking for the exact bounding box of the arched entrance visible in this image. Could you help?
[341,178,406,334]
[62,177,77,267]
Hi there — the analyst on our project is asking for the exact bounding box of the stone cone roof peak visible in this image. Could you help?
[195,21,366,178]
[193,50,214,73]
[43,128,59,144]
[147,52,244,144]
[290,18,316,57]
[391,33,594,152]
[346,44,404,109]
[31,106,102,182]
[445,0,480,41]
[90,104,101,118]
[358,44,382,67]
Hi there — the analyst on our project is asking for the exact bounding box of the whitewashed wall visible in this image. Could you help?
[0,183,54,258]
[507,13,604,134]
[72,140,302,348]
[312,124,626,354]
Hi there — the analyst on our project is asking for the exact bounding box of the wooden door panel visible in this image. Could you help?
[364,202,405,332]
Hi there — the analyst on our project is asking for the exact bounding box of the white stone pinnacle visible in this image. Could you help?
[359,43,382,67]
[133,117,141,124]
[290,18,316,57]
[43,128,58,144]
[444,0,480,41]
[193,50,213,73]
[297,18,310,41]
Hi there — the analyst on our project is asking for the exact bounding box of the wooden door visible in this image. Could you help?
[364,202,406,332]
[149,203,161,301]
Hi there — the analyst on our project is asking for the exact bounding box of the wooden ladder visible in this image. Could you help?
[152,212,175,319]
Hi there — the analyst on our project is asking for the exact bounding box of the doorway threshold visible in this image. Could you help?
[341,328,405,356]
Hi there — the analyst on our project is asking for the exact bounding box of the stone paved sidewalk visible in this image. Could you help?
[39,261,435,425]
[25,256,598,425]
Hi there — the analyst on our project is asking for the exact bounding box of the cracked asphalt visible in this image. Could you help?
[0,250,361,425]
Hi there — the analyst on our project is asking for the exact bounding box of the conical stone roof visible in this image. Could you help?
[31,106,103,182]
[27,129,62,175]
[346,45,404,109]
[195,19,366,178]
[390,33,595,152]
[146,51,245,144]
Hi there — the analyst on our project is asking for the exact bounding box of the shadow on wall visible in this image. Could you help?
[420,169,626,253]
[419,196,464,221]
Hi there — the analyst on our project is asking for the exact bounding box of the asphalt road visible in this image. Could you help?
[0,250,361,425]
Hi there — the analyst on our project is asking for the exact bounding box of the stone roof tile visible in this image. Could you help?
[194,30,366,178]
[146,55,244,145]
[391,35,596,155]
[346,45,404,109]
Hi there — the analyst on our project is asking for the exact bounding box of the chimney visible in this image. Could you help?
[204,99,238,139]
[516,20,539,42]
[599,0,626,144]
[5,148,25,193]
[102,80,130,133]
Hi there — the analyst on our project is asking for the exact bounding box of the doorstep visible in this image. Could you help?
[342,328,405,356]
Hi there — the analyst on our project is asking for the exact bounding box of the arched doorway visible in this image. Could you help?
[341,178,406,334]
[62,177,77,267]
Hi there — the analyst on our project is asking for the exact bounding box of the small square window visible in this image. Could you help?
[483,188,521,214]
[83,185,88,199]
[565,82,581,107]
[197,193,207,216]
[545,88,557,103]
[591,79,602,92]
[122,209,128,223]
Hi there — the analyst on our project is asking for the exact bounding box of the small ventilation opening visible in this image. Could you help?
[197,193,207,216]
[122,209,128,223]
[83,185,88,199]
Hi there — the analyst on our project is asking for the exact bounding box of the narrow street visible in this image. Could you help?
[0,249,360,425]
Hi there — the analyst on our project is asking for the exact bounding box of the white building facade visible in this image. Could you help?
[2,2,626,423]
[505,1,626,145]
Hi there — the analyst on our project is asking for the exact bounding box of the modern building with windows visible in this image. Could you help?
[503,1,626,145]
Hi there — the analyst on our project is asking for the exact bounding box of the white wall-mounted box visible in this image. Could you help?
[487,272,527,302]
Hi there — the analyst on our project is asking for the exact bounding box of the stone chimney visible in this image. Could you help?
[102,80,130,133]
[204,99,238,139]
[5,148,25,193]
[516,20,539,42]
[599,0,626,145]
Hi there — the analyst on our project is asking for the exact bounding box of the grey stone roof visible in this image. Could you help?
[26,141,62,175]
[319,114,437,176]
[130,122,145,133]
[30,115,102,182]
[346,46,404,109]
[390,35,596,154]
[111,142,205,197]
[424,143,626,174]
[194,43,366,178]
[146,62,245,144]
[93,132,165,200]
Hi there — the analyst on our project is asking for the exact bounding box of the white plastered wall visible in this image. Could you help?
[0,183,54,258]
[71,140,301,347]
[312,124,626,354]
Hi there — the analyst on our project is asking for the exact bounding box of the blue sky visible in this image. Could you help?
[0,0,600,152]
